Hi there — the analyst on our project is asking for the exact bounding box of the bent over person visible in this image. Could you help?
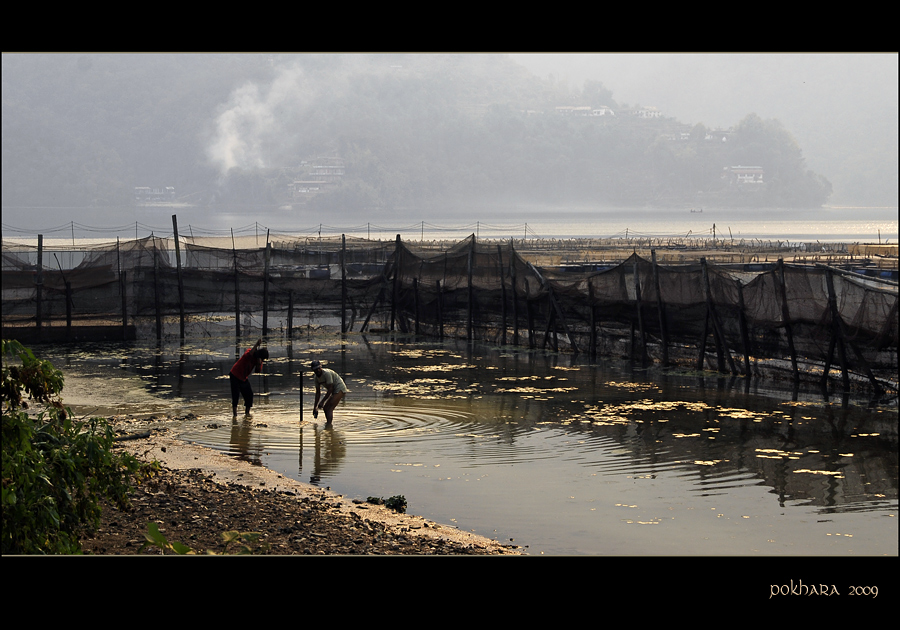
[311,360,348,424]
[230,338,269,416]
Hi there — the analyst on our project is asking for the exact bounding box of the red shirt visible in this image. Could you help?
[230,348,261,381]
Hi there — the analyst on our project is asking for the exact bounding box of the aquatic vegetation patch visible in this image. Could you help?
[395,362,476,373]
[794,469,845,477]
[604,380,660,392]
[372,378,476,398]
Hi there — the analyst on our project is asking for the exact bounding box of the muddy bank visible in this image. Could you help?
[79,414,523,555]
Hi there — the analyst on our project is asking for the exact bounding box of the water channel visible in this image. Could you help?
[45,332,897,556]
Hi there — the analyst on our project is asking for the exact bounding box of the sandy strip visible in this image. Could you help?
[117,424,522,554]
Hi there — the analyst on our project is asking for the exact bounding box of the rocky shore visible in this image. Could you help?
[79,416,523,556]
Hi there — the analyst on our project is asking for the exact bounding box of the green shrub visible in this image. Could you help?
[2,339,144,554]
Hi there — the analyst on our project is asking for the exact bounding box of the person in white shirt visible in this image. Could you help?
[310,360,348,424]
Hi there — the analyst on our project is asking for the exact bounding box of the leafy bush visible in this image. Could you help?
[1,339,144,554]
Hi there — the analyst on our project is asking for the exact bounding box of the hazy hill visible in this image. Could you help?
[2,53,845,216]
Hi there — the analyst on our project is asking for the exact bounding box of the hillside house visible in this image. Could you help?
[726,165,764,185]
[134,186,175,201]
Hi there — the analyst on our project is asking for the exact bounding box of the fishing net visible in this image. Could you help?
[3,234,897,390]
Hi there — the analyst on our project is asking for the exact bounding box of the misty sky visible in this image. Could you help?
[2,52,897,239]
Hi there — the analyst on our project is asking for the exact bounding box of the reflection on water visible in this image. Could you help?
[42,335,897,556]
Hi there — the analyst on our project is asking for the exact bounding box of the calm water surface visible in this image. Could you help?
[48,334,897,556]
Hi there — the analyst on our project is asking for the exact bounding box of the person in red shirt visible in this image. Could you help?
[230,338,269,416]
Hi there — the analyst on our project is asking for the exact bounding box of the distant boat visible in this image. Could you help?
[690,208,703,213]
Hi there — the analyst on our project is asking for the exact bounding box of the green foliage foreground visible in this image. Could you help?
[1,339,147,554]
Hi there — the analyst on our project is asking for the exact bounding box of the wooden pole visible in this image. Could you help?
[341,234,347,333]
[497,243,507,346]
[824,268,850,390]
[524,278,535,349]
[633,257,647,365]
[65,281,72,341]
[118,237,127,339]
[736,279,752,377]
[775,259,799,383]
[548,287,579,353]
[509,239,519,346]
[588,279,597,360]
[172,215,185,340]
[153,240,162,341]
[413,278,420,335]
[287,290,294,339]
[36,235,43,340]
[701,258,737,374]
[467,235,474,341]
[823,268,883,394]
[651,250,669,366]
[263,232,271,338]
[697,310,709,370]
[362,284,385,333]
[391,235,401,332]
[232,229,240,341]
[436,280,444,339]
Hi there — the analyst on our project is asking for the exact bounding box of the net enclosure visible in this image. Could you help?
[3,232,897,394]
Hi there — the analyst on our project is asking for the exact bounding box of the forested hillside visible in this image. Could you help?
[2,53,833,213]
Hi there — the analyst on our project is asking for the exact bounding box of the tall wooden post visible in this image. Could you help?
[524,278,535,349]
[153,240,162,341]
[633,257,647,364]
[65,281,73,340]
[588,279,597,360]
[232,229,240,341]
[467,235,475,341]
[172,215,186,340]
[736,279,752,377]
[436,280,444,339]
[341,234,347,333]
[509,239,519,346]
[652,250,669,366]
[497,243,507,345]
[411,278,418,334]
[36,234,43,339]
[391,235,401,332]
[117,237,127,339]
[823,269,850,390]
[701,257,736,374]
[263,233,271,338]
[775,259,799,383]
[287,290,294,339]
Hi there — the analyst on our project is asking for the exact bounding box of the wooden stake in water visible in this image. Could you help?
[300,370,304,422]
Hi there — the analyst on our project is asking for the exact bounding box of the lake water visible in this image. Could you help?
[3,204,898,245]
[45,332,898,556]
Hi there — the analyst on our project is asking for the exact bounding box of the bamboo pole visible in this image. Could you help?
[775,259,799,383]
[391,235,401,332]
[341,234,347,333]
[497,243,507,346]
[823,269,850,390]
[633,257,648,365]
[651,250,669,366]
[153,240,162,341]
[467,235,474,341]
[510,239,519,346]
[232,229,240,341]
[736,279,752,377]
[263,232,270,338]
[36,234,43,339]
[172,215,185,340]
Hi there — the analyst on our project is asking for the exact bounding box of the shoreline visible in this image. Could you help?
[108,414,523,555]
